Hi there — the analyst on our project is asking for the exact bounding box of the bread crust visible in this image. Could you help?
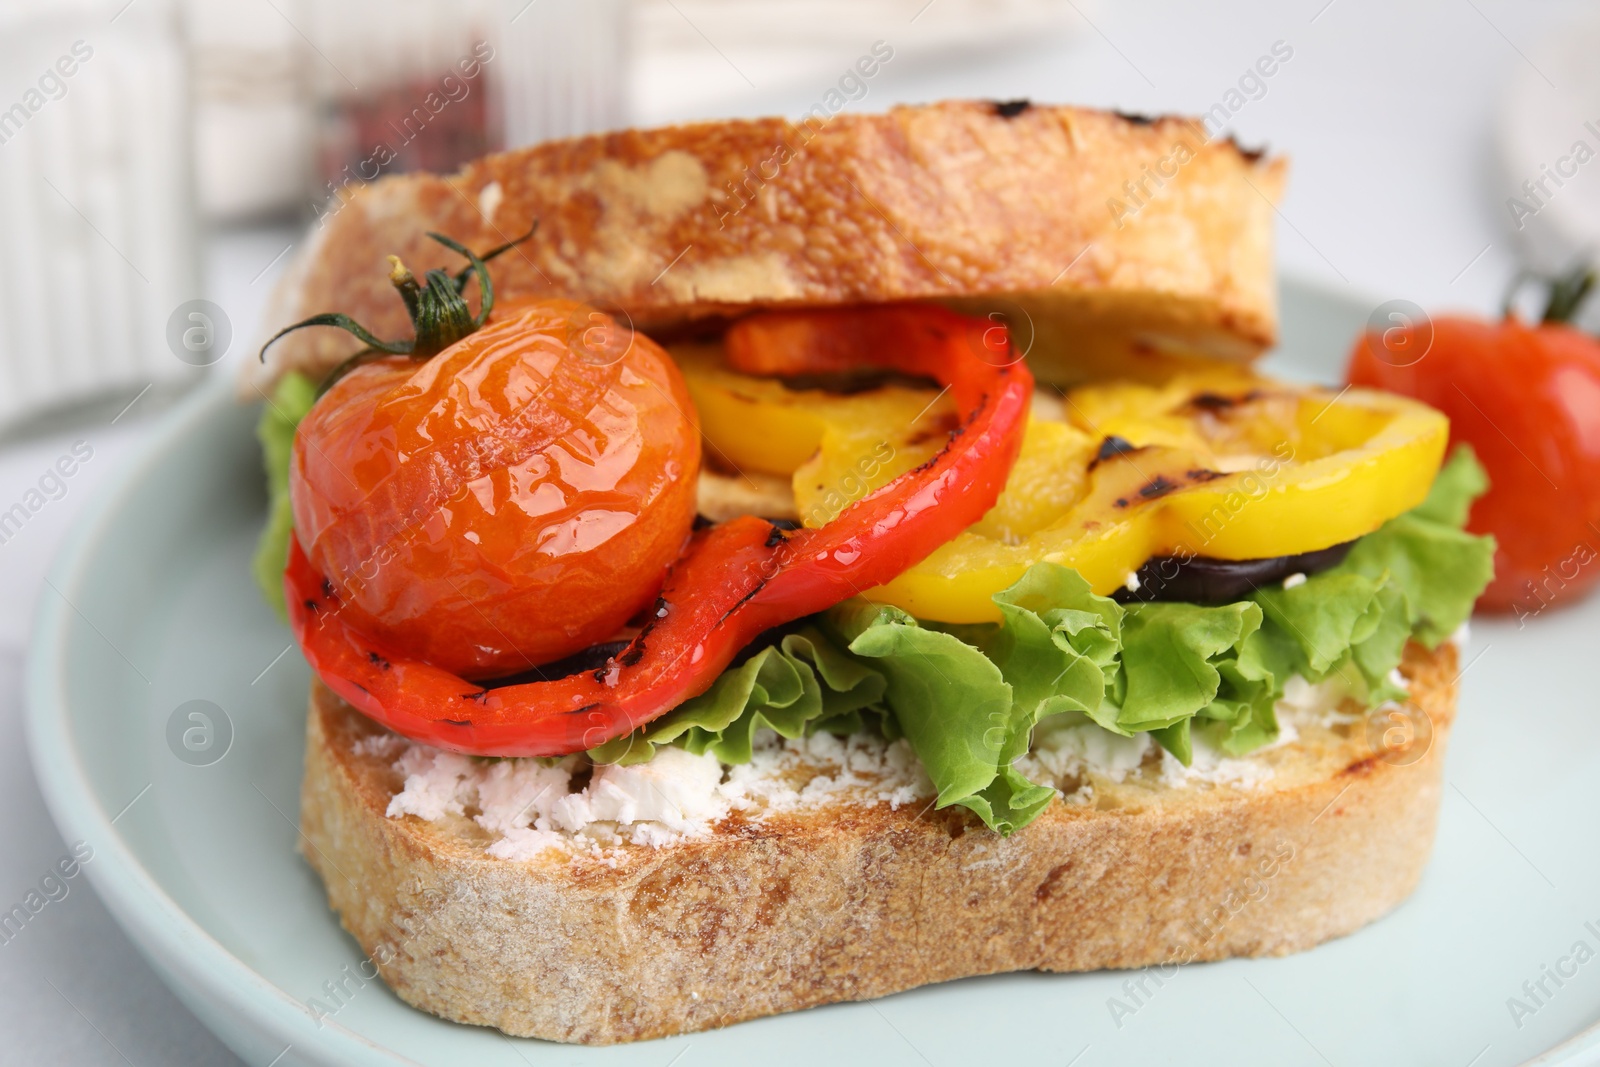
[299,641,1456,1045]
[254,101,1284,393]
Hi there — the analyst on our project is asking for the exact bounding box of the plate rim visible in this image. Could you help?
[24,370,418,1067]
[23,290,1600,1067]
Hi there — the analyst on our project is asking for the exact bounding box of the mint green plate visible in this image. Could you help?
[27,278,1600,1066]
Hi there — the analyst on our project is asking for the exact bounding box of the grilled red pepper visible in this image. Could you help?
[287,304,1032,757]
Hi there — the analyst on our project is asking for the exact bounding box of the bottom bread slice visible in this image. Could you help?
[298,641,1457,1045]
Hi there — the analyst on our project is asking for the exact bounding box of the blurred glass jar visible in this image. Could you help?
[302,0,628,223]
[0,0,201,429]
[303,0,497,214]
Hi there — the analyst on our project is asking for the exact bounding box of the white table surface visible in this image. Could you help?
[0,1,1589,1062]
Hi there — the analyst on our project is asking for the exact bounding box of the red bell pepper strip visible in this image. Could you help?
[286,304,1032,757]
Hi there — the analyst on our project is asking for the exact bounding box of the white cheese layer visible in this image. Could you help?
[385,731,934,860]
[382,673,1353,858]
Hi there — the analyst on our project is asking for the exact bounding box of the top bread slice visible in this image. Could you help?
[252,100,1284,393]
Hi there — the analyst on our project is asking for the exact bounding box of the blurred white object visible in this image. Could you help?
[187,0,309,221]
[0,0,200,427]
[632,0,1080,123]
[496,0,631,148]
[1496,6,1600,280]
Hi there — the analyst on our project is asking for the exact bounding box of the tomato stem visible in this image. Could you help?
[1503,263,1596,326]
[258,225,538,394]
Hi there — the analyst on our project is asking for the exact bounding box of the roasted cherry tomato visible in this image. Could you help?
[1348,273,1600,616]
[290,299,700,677]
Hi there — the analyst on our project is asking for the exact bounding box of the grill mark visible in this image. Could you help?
[1089,435,1144,470]
[906,393,986,477]
[720,579,768,624]
[1185,389,1265,413]
[1138,475,1181,501]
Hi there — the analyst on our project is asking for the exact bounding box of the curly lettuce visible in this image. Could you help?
[252,372,317,620]
[594,446,1495,835]
[587,627,889,766]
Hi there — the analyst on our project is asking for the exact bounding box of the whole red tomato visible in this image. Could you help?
[1348,303,1600,617]
[291,299,700,678]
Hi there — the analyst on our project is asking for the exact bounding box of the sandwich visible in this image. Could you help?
[250,100,1495,1044]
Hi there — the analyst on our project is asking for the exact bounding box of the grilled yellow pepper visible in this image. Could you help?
[678,346,1449,623]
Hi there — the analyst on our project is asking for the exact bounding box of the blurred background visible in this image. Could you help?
[1,0,1597,1062]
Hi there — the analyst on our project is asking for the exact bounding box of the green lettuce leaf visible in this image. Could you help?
[587,627,887,766]
[1242,444,1496,706]
[252,372,318,620]
[588,446,1494,836]
[1338,447,1496,646]
[832,601,1020,809]
[1116,599,1263,733]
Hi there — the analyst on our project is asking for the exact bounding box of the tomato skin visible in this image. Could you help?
[290,300,700,678]
[1347,316,1600,614]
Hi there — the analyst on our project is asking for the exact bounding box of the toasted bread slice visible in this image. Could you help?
[298,640,1455,1045]
[253,101,1284,394]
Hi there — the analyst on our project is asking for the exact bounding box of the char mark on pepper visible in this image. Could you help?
[1089,434,1144,470]
[908,397,985,476]
[1116,474,1182,506]
[719,576,770,624]
[1185,390,1264,413]
[1138,475,1182,501]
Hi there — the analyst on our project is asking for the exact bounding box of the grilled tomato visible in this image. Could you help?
[1348,268,1600,615]
[290,299,700,678]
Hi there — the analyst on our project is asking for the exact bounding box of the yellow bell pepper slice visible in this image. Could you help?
[676,342,955,525]
[677,347,1449,624]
